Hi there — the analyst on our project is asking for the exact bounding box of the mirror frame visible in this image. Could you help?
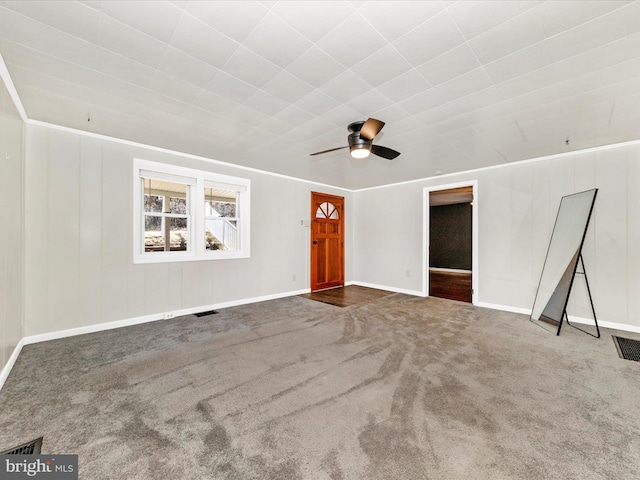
[530,189,598,335]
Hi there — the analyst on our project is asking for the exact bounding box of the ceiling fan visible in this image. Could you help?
[309,118,401,160]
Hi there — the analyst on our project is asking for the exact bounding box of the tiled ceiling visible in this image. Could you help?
[1,1,639,189]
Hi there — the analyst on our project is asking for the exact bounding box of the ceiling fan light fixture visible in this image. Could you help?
[350,145,371,158]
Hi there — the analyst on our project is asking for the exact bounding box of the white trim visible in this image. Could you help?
[0,339,26,392]
[423,181,479,304]
[26,119,351,192]
[474,301,532,316]
[0,288,312,392]
[0,52,28,122]
[475,302,640,334]
[347,280,424,297]
[429,267,472,274]
[133,158,251,263]
[354,138,640,192]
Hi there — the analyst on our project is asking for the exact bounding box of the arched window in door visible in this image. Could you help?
[316,201,339,219]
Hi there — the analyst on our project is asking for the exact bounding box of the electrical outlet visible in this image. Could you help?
[292,274,296,282]
[163,312,175,320]
[405,269,410,277]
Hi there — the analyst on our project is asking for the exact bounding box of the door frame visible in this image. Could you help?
[310,191,345,292]
[422,180,479,303]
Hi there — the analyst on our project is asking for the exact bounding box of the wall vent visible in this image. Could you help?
[1,437,43,455]
[194,310,218,317]
[613,336,640,362]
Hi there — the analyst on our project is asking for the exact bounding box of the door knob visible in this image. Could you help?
[313,240,318,244]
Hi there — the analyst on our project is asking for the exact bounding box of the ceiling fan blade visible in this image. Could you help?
[309,146,348,156]
[371,145,401,160]
[359,118,385,141]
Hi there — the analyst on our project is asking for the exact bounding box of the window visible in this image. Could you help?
[134,159,250,263]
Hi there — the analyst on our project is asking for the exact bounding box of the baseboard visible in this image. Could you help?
[347,280,424,297]
[0,338,26,392]
[475,302,640,334]
[0,288,311,392]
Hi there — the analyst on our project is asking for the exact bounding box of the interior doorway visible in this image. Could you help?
[310,192,345,292]
[424,182,477,303]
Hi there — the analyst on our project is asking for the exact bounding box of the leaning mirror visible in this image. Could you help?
[530,189,598,335]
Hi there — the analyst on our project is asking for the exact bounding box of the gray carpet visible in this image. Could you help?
[1,294,639,479]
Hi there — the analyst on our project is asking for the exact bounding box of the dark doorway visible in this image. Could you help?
[429,187,473,303]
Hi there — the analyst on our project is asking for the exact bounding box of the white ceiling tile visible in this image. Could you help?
[285,46,346,88]
[271,1,356,43]
[242,12,313,69]
[92,48,157,89]
[256,116,294,136]
[243,90,289,116]
[358,1,446,41]
[293,90,342,117]
[392,10,466,66]
[483,41,552,85]
[450,86,504,115]
[185,1,269,43]
[272,105,316,127]
[376,69,432,102]
[414,103,462,126]
[0,8,103,70]
[417,43,481,86]
[539,1,630,37]
[0,41,96,88]
[468,7,546,64]
[544,5,633,64]
[319,70,374,104]
[227,104,271,128]
[261,70,315,103]
[191,90,242,118]
[98,0,182,43]
[204,71,258,104]
[448,1,540,40]
[220,46,282,88]
[350,45,413,87]
[345,88,395,117]
[157,46,219,89]
[298,116,340,136]
[169,12,239,68]
[397,88,448,115]
[320,104,366,128]
[434,68,493,101]
[149,70,201,106]
[97,14,166,68]
[315,12,388,68]
[2,0,100,43]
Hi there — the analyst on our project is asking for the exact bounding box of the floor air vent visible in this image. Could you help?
[613,336,640,362]
[1,437,43,455]
[194,310,218,317]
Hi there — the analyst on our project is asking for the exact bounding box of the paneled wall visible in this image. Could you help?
[23,124,351,337]
[0,77,23,367]
[354,145,640,330]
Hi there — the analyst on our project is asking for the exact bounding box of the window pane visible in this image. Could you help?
[170,196,187,214]
[205,187,237,217]
[144,195,163,213]
[144,216,189,252]
[205,218,238,251]
[168,217,188,251]
[144,216,164,252]
[143,178,187,213]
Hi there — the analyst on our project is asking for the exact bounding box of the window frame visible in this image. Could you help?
[133,159,250,264]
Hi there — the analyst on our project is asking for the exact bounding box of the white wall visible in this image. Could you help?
[0,75,24,367]
[354,145,640,331]
[23,124,352,337]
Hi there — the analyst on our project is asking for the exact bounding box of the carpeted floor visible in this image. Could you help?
[1,294,639,479]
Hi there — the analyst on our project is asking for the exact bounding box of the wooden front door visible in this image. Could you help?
[310,192,344,292]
